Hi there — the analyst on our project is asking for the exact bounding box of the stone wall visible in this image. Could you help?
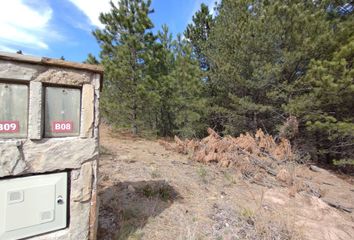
[0,58,101,240]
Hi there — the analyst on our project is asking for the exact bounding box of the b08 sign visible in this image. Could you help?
[0,121,20,133]
[52,121,73,133]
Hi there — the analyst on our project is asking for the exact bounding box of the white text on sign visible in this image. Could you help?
[52,121,73,133]
[0,121,20,133]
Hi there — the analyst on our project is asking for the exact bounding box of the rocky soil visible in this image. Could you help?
[97,125,354,240]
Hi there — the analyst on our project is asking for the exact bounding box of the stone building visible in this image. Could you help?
[0,52,103,240]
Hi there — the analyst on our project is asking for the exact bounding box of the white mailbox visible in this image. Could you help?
[0,172,68,240]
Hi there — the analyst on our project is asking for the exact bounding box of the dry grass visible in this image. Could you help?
[98,124,354,240]
[196,166,208,184]
[157,128,305,239]
[159,128,294,180]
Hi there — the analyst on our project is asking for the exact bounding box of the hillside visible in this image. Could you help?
[97,125,354,240]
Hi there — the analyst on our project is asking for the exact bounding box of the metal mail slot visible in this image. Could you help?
[0,83,28,138]
[0,172,68,240]
[44,86,81,137]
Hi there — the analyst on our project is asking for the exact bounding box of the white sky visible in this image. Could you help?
[68,0,112,28]
[0,0,52,50]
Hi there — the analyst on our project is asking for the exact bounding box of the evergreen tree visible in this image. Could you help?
[186,3,224,133]
[185,3,214,71]
[93,0,155,135]
[203,0,348,135]
[286,36,354,164]
[84,53,99,64]
[145,26,206,137]
[153,25,176,136]
[170,35,206,137]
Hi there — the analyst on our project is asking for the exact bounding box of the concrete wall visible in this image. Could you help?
[0,59,100,239]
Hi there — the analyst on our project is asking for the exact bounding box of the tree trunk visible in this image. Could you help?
[131,102,138,135]
[130,47,138,136]
[253,112,258,130]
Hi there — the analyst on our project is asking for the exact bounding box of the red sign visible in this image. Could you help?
[52,121,73,133]
[0,121,20,133]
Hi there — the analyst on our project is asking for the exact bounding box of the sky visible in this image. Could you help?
[0,0,218,62]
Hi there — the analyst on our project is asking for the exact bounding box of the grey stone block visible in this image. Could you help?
[28,82,43,140]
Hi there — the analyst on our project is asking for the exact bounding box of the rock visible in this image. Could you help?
[72,162,93,202]
[310,165,328,173]
[0,60,44,80]
[128,185,136,193]
[80,84,94,138]
[276,168,292,185]
[68,201,91,239]
[89,189,99,240]
[23,138,98,173]
[304,181,322,198]
[93,74,101,138]
[34,68,92,86]
[322,197,353,213]
[28,82,43,139]
[119,155,130,161]
[0,142,27,177]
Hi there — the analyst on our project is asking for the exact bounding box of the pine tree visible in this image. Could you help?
[170,35,206,137]
[153,25,176,136]
[186,3,225,133]
[84,53,99,65]
[185,3,214,71]
[93,0,155,135]
[145,26,206,137]
[202,0,348,135]
[286,36,354,164]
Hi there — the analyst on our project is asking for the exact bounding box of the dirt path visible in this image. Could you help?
[97,125,354,240]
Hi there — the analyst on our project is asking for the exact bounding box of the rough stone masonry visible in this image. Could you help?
[0,52,103,240]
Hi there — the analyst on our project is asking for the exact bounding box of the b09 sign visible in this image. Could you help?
[52,121,73,133]
[0,121,19,133]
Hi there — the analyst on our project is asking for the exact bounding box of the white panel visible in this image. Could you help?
[0,83,28,138]
[0,172,67,240]
[44,87,81,137]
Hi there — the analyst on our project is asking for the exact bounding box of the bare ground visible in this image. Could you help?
[97,125,354,240]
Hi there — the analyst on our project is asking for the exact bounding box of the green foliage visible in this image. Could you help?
[185,3,214,71]
[197,166,208,183]
[94,0,205,137]
[286,36,354,163]
[143,26,205,137]
[93,0,155,135]
[170,35,206,137]
[140,184,174,201]
[333,159,354,166]
[93,0,353,166]
[188,0,353,165]
[203,0,345,135]
[83,53,99,64]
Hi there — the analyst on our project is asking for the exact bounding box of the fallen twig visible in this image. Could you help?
[322,199,353,213]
